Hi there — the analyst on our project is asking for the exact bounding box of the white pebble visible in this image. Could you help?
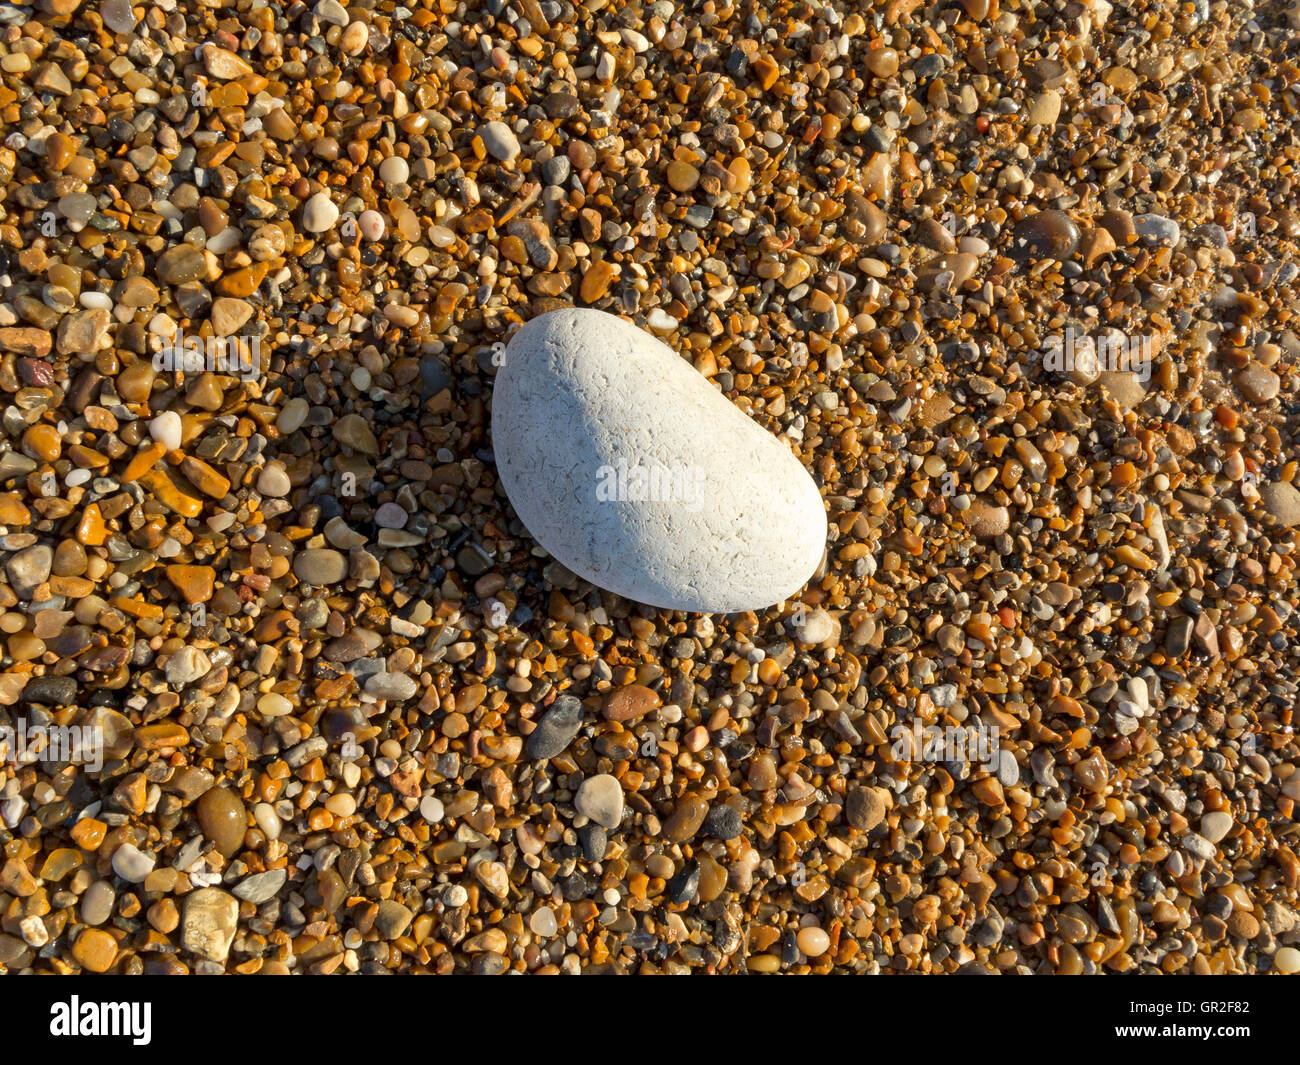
[277,397,309,434]
[492,310,826,612]
[149,411,183,451]
[252,802,281,840]
[302,191,339,233]
[258,691,293,717]
[111,843,155,883]
[358,209,385,241]
[378,156,409,185]
[795,608,835,645]
[257,462,291,498]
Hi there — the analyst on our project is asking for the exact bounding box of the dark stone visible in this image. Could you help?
[668,861,700,904]
[578,823,606,861]
[22,675,78,705]
[702,803,743,840]
[526,695,585,759]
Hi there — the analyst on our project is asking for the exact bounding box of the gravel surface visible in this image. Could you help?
[0,0,1299,975]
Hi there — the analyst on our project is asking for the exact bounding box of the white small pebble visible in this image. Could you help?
[358,209,385,241]
[378,156,409,185]
[149,411,183,451]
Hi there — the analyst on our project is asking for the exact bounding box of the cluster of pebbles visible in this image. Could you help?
[1,0,1300,975]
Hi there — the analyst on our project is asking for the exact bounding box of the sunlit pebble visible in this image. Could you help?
[529,909,558,937]
[150,410,182,450]
[797,926,831,957]
[358,209,385,241]
[377,156,408,185]
[20,916,48,948]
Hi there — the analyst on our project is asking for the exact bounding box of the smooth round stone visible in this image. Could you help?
[358,209,385,241]
[966,502,1010,538]
[529,908,558,937]
[294,548,348,585]
[252,802,281,840]
[1011,210,1080,261]
[196,786,246,857]
[101,0,137,33]
[257,462,291,497]
[1275,947,1300,974]
[795,608,834,645]
[492,309,826,612]
[277,397,310,434]
[257,692,293,717]
[377,156,409,184]
[845,786,888,831]
[211,297,252,335]
[526,694,584,759]
[302,191,340,233]
[364,671,418,700]
[1134,212,1180,247]
[110,843,154,883]
[663,794,709,842]
[603,683,659,722]
[72,927,118,972]
[165,645,210,686]
[419,795,445,822]
[797,926,831,957]
[315,0,349,25]
[374,502,408,528]
[1261,480,1300,528]
[148,410,182,452]
[1200,810,1234,843]
[1237,365,1280,404]
[81,880,115,924]
[479,120,520,163]
[574,773,623,828]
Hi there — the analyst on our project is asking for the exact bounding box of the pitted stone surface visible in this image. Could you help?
[491,309,826,613]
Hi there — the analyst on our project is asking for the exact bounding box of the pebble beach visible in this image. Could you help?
[1,0,1299,976]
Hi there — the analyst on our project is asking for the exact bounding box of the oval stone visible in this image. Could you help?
[196,786,246,858]
[491,309,826,612]
[1010,210,1079,261]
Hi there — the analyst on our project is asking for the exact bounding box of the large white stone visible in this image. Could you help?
[491,309,826,612]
